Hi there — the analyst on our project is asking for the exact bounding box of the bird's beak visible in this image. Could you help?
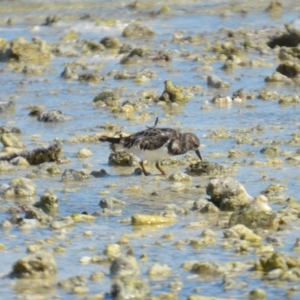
[195,149,202,161]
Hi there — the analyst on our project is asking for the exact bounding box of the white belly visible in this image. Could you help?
[128,145,170,162]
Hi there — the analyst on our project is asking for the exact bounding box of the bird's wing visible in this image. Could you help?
[124,128,172,150]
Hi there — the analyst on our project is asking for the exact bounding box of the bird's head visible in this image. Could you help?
[184,133,202,161]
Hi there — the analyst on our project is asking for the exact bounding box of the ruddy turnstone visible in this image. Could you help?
[99,118,202,176]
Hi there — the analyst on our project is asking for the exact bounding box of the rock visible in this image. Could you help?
[279,47,300,61]
[210,95,232,105]
[23,205,52,226]
[0,140,63,165]
[34,189,59,213]
[10,36,51,62]
[186,161,232,176]
[51,216,74,229]
[257,88,279,100]
[131,214,176,225]
[78,73,100,83]
[71,213,95,222]
[279,95,300,105]
[1,177,36,198]
[249,288,267,300]
[207,75,231,88]
[58,274,88,293]
[206,177,252,210]
[100,36,121,49]
[77,148,93,158]
[229,208,279,230]
[122,23,155,39]
[191,261,224,276]
[108,151,136,166]
[268,24,300,48]
[61,169,91,181]
[90,169,109,178]
[0,160,15,172]
[276,61,300,78]
[0,133,25,148]
[148,264,172,279]
[265,71,293,84]
[82,40,105,53]
[158,80,189,104]
[254,252,300,272]
[11,249,57,278]
[223,224,261,243]
[105,244,121,259]
[10,156,29,166]
[35,110,73,122]
[0,101,15,113]
[61,66,79,80]
[110,254,151,300]
[99,197,125,209]
[260,146,280,156]
[93,90,120,106]
[168,171,192,182]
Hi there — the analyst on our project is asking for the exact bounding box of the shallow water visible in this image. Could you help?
[1,0,300,299]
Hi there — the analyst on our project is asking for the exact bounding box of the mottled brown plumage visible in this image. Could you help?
[100,118,202,176]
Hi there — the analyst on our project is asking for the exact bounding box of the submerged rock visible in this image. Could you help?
[11,249,57,278]
[58,274,88,293]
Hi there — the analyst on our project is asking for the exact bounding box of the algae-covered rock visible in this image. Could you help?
[148,264,172,279]
[206,177,252,210]
[77,148,93,158]
[268,24,300,48]
[254,252,300,272]
[35,110,73,122]
[168,171,192,182]
[10,36,51,62]
[34,189,58,213]
[108,151,136,166]
[186,161,232,176]
[105,244,121,259]
[100,36,121,49]
[279,95,300,105]
[71,213,95,222]
[191,261,224,276]
[1,177,36,198]
[11,249,57,278]
[99,197,126,209]
[78,72,100,83]
[61,169,91,181]
[207,75,231,89]
[0,101,15,113]
[276,61,300,78]
[0,160,15,172]
[23,205,52,226]
[58,274,88,293]
[0,132,24,148]
[122,23,155,39]
[257,88,279,100]
[159,80,189,104]
[110,254,151,300]
[223,224,261,243]
[131,214,176,225]
[0,140,63,165]
[260,146,280,156]
[93,90,120,106]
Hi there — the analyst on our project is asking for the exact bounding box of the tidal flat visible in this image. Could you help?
[1,1,300,299]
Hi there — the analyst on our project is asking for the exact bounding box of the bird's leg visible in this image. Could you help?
[139,161,151,176]
[155,162,167,176]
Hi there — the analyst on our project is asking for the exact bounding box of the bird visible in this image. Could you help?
[99,117,202,176]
